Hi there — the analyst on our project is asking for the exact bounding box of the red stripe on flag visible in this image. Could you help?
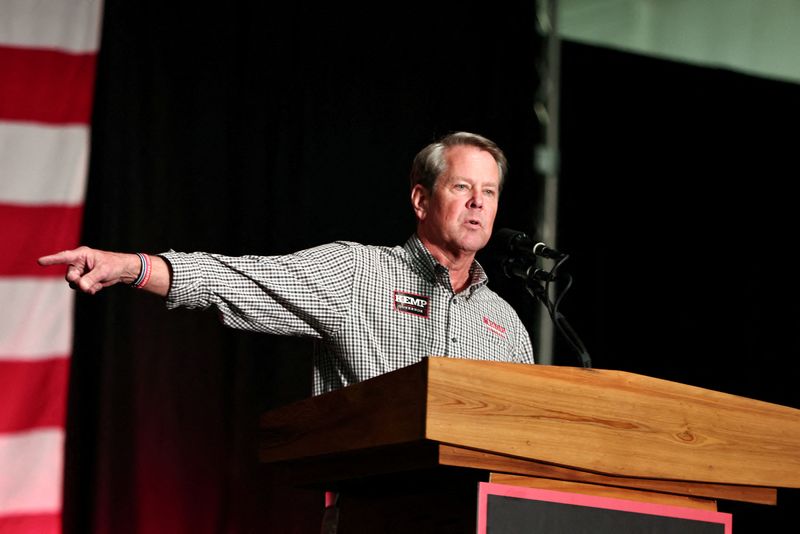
[0,204,83,276]
[0,45,96,125]
[0,513,61,534]
[0,358,69,432]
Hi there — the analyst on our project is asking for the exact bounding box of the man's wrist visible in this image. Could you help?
[130,253,152,289]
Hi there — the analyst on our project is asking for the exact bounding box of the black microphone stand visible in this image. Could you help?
[514,254,592,368]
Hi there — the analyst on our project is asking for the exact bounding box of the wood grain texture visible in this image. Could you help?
[424,358,800,487]
[488,473,719,510]
[259,360,429,462]
[438,445,776,505]
[260,358,800,498]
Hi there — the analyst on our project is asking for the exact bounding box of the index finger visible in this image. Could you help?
[38,249,80,266]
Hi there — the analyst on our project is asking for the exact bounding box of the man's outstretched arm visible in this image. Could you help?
[38,247,172,297]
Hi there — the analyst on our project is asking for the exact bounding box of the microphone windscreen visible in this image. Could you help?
[489,228,531,253]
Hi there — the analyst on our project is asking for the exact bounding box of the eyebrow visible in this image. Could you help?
[449,175,499,185]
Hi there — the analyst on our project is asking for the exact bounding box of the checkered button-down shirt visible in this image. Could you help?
[161,234,535,395]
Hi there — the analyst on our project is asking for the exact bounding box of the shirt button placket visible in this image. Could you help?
[449,296,459,348]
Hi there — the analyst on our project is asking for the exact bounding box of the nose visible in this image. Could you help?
[469,190,484,209]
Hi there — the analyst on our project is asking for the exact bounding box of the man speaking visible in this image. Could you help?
[39,131,535,394]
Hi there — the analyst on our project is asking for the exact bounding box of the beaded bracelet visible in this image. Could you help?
[131,253,152,289]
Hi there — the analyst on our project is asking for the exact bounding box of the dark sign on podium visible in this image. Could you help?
[479,482,731,533]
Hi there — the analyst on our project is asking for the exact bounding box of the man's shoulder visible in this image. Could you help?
[331,240,407,258]
[474,284,507,302]
[293,240,384,255]
[293,239,418,275]
[473,284,521,313]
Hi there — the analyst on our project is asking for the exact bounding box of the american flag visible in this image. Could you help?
[0,2,103,532]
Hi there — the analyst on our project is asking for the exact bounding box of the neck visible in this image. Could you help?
[417,234,475,293]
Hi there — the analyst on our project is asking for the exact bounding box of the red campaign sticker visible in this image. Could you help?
[393,290,430,318]
[483,316,507,338]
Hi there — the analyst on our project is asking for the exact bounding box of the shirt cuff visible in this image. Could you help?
[159,251,209,310]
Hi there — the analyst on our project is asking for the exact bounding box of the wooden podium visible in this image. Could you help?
[259,358,800,532]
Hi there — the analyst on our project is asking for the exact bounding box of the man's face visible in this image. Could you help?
[413,145,500,260]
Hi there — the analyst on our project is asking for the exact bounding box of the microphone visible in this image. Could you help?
[493,228,567,261]
[501,255,555,283]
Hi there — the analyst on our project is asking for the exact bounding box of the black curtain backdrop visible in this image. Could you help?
[557,41,800,531]
[67,2,541,533]
[65,2,798,532]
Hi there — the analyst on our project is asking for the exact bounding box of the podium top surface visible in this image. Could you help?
[260,357,800,489]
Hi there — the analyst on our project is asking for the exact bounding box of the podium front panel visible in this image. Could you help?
[478,482,733,534]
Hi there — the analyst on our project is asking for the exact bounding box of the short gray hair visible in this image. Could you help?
[409,131,508,192]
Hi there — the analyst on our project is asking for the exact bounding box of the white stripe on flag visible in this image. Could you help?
[0,428,64,516]
[0,122,89,205]
[0,0,103,53]
[0,279,74,360]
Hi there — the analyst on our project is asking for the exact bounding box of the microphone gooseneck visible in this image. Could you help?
[491,228,592,368]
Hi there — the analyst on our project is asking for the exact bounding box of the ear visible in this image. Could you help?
[410,184,430,221]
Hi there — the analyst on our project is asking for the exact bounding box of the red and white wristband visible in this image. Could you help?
[131,252,152,289]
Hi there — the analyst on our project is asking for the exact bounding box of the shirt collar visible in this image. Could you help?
[404,234,489,296]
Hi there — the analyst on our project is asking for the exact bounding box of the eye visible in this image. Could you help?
[454,183,469,191]
[484,189,497,197]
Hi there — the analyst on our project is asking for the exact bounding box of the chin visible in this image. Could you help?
[461,235,490,252]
